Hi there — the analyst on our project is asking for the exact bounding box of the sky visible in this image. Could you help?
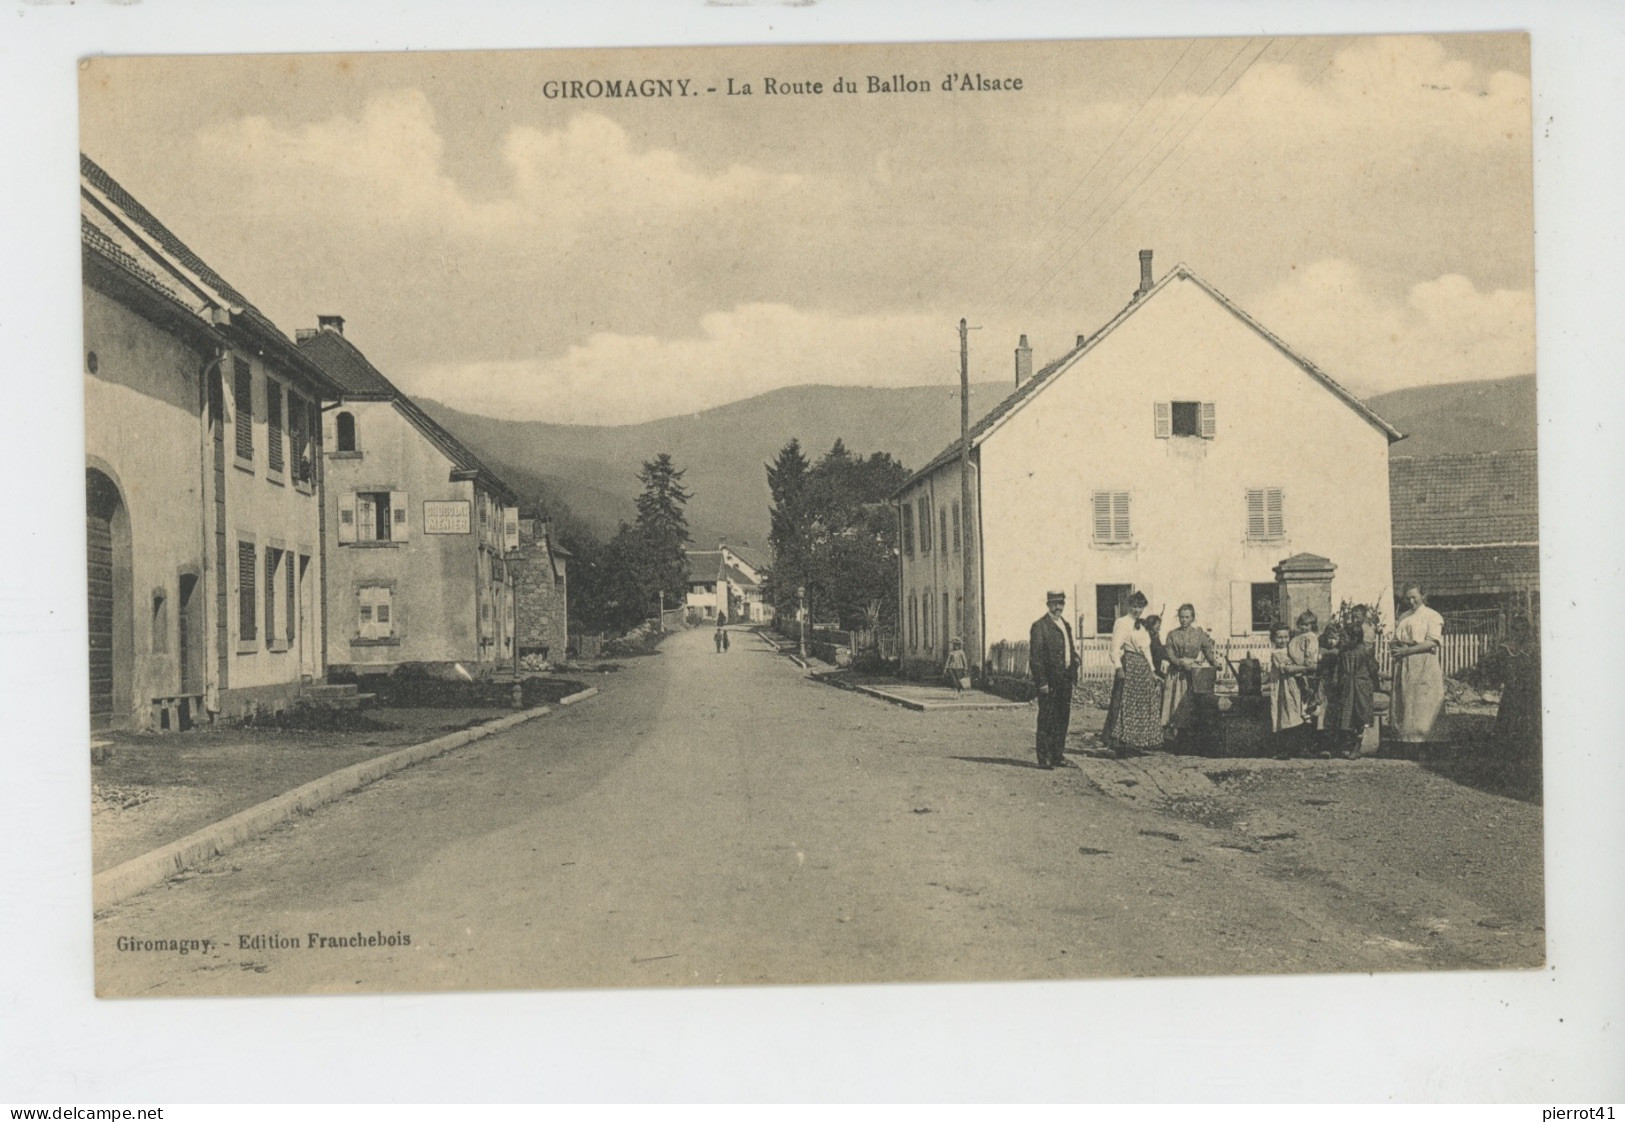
[79,33,1534,426]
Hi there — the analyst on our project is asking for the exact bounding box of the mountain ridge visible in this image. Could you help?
[416,373,1537,553]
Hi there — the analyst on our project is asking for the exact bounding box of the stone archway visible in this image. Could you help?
[87,467,133,730]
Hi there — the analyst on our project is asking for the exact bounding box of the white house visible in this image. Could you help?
[684,544,773,624]
[895,253,1403,677]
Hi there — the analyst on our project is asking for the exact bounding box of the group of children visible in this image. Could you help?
[1267,609,1378,760]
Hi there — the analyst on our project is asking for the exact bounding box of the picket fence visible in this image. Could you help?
[986,632,1492,681]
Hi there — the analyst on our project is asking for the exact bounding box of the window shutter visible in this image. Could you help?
[901,503,914,557]
[1266,488,1285,537]
[1229,581,1252,637]
[238,541,257,641]
[233,358,254,461]
[1112,492,1131,542]
[503,506,520,553]
[337,492,357,544]
[376,589,393,637]
[266,382,284,474]
[1092,492,1112,542]
[286,555,296,643]
[1154,401,1171,439]
[1246,489,1266,538]
[264,547,277,648]
[939,508,948,556]
[357,588,375,640]
[1200,402,1216,439]
[390,492,409,541]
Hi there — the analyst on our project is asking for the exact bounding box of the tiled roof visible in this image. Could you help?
[685,550,724,581]
[1392,544,1539,598]
[298,328,517,505]
[721,562,760,590]
[1390,450,1539,547]
[898,265,1402,493]
[80,152,340,396]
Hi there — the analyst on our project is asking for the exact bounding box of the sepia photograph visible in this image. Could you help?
[74,33,1549,1001]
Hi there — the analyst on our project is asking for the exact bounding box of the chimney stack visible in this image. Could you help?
[1134,249,1154,299]
[318,314,346,335]
[1014,334,1032,386]
[1076,334,1087,349]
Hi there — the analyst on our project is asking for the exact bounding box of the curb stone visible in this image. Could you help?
[93,691,597,912]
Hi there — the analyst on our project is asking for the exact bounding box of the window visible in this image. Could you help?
[1251,582,1279,634]
[1155,400,1216,439]
[233,357,253,462]
[335,411,356,453]
[264,547,282,649]
[1092,491,1132,544]
[918,497,932,553]
[266,381,284,474]
[901,503,914,557]
[358,586,394,640]
[1245,487,1285,540]
[951,501,961,553]
[1096,584,1133,637]
[943,592,951,644]
[237,540,257,642]
[907,593,917,650]
[339,492,409,543]
[923,590,932,649]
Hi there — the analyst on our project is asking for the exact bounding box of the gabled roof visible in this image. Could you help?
[720,561,761,591]
[897,264,1404,494]
[298,328,517,506]
[684,550,724,582]
[80,153,341,398]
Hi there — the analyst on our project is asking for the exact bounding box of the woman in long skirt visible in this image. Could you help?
[1161,603,1221,746]
[1104,592,1165,755]
[1390,585,1447,743]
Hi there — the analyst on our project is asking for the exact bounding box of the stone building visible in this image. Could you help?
[512,517,570,667]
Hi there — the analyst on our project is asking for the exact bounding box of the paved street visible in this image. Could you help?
[94,626,1543,997]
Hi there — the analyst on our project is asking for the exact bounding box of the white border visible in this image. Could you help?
[3,0,1621,1104]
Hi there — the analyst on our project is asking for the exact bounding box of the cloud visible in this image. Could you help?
[402,303,957,425]
[198,89,803,240]
[1247,259,1535,396]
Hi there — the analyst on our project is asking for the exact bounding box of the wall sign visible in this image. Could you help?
[423,500,471,534]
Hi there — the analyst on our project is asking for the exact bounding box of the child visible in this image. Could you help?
[1267,624,1310,758]
[1323,620,1377,759]
[943,637,971,696]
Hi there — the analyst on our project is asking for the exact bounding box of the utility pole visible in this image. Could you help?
[959,318,978,679]
[797,585,807,660]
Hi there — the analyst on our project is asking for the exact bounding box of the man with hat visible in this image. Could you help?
[1030,589,1080,769]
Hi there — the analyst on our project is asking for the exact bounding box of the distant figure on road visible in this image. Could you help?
[714,620,730,654]
[1029,591,1079,769]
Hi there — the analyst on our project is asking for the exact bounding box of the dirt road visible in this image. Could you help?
[93,626,1542,996]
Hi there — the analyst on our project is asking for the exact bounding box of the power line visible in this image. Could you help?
[1007,37,1270,308]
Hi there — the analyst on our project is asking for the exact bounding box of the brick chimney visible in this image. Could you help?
[318,314,346,335]
[1014,334,1032,386]
[1134,249,1154,299]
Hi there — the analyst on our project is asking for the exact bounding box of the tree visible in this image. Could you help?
[631,453,693,610]
[766,438,908,632]
[764,439,810,619]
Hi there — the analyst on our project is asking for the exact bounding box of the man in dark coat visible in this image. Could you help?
[1030,590,1080,769]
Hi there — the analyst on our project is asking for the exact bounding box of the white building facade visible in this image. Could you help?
[896,259,1401,677]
